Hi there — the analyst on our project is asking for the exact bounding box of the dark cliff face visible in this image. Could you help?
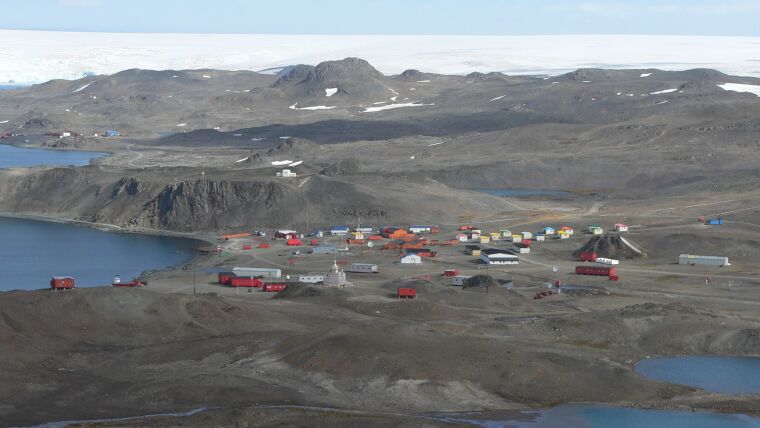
[136,179,287,230]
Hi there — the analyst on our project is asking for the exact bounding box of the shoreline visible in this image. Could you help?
[0,212,218,291]
[0,211,217,244]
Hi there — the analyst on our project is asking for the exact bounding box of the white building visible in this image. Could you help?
[400,253,422,264]
[451,275,471,286]
[480,250,520,265]
[614,224,629,232]
[276,169,297,177]
[299,273,325,283]
[347,263,378,273]
[678,254,730,267]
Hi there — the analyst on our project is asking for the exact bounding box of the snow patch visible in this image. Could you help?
[390,96,398,101]
[236,157,249,163]
[202,75,211,79]
[0,120,8,124]
[428,141,445,146]
[176,123,187,127]
[717,83,760,97]
[416,80,431,83]
[490,95,505,101]
[410,156,415,159]
[289,103,336,110]
[582,80,592,83]
[362,101,433,113]
[650,88,678,94]
[640,73,653,77]
[656,100,669,104]
[289,160,303,167]
[71,82,92,93]
[271,160,292,166]
[325,87,338,97]
[372,101,387,105]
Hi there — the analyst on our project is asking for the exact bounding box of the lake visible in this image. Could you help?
[474,189,571,198]
[636,356,760,394]
[0,144,107,168]
[0,217,204,291]
[434,404,760,427]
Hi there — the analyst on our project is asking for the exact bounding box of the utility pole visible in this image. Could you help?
[193,263,196,297]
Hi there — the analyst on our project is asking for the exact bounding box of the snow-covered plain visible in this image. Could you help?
[2,30,760,84]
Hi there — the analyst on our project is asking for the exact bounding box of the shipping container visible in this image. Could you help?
[596,257,619,265]
[258,242,270,249]
[397,287,417,298]
[263,283,287,292]
[443,269,460,276]
[579,252,598,262]
[286,238,303,246]
[50,276,75,289]
[242,244,253,250]
[575,266,617,277]
[218,272,235,285]
[230,277,263,287]
[347,263,378,273]
[706,218,724,225]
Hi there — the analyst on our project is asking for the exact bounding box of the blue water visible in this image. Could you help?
[0,144,107,168]
[636,356,760,394]
[0,217,204,291]
[434,404,760,427]
[474,189,571,197]
[0,84,26,90]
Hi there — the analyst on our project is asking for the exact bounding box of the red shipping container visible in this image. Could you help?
[397,287,417,298]
[443,269,460,276]
[310,239,319,246]
[575,266,617,277]
[258,242,270,249]
[218,272,235,285]
[230,277,263,287]
[50,276,75,289]
[286,239,302,246]
[368,235,384,241]
[579,252,598,262]
[263,283,287,292]
[347,239,365,245]
[521,239,532,247]
[242,244,253,250]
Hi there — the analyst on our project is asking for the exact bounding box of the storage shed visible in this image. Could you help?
[678,254,730,267]
[400,253,422,264]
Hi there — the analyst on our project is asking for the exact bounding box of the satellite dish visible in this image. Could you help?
[367,241,374,248]
[552,266,559,273]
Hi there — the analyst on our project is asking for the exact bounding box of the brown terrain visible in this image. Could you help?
[1,59,760,426]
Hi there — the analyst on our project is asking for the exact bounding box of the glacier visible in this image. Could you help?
[1,30,760,84]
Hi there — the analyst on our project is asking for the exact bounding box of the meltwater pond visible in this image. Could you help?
[636,356,760,394]
[0,217,204,291]
[0,144,107,168]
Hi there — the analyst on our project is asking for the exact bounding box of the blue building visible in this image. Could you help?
[105,130,120,137]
